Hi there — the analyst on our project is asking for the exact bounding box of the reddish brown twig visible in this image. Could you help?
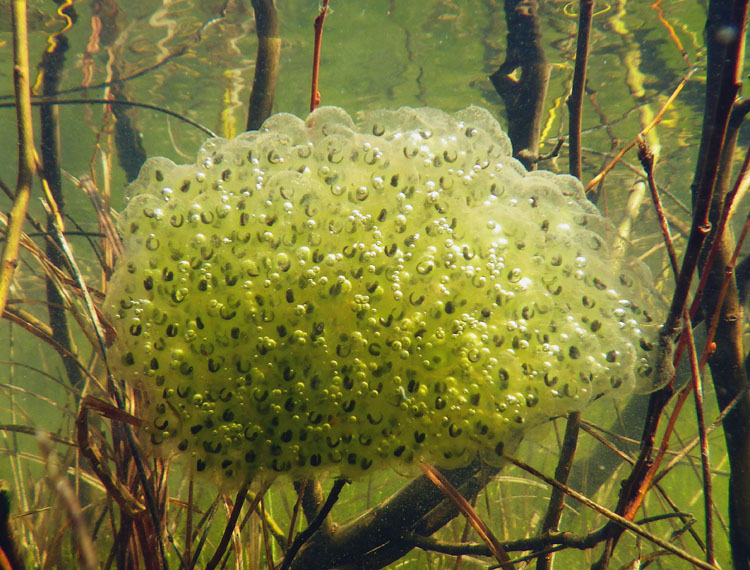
[418,463,512,569]
[310,0,330,112]
[75,396,146,519]
[597,2,748,566]
[638,137,715,562]
[638,139,680,278]
[503,454,719,570]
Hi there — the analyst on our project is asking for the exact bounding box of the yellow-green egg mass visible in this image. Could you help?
[105,106,661,480]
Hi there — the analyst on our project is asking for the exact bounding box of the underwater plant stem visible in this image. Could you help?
[638,141,718,557]
[536,412,580,570]
[0,0,36,320]
[184,478,193,570]
[672,5,750,567]
[205,481,250,570]
[490,0,551,169]
[74,174,124,260]
[567,0,593,180]
[247,0,280,131]
[75,398,145,518]
[329,467,499,570]
[37,431,99,570]
[698,84,750,570]
[310,0,330,112]
[638,139,680,278]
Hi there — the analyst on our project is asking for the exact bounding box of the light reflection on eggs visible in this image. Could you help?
[105,106,661,480]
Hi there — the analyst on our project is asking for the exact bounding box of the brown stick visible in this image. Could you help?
[246,0,280,131]
[282,479,347,570]
[567,0,594,180]
[489,0,550,169]
[310,0,330,112]
[536,413,580,570]
[0,0,36,319]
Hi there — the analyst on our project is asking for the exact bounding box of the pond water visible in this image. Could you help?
[0,1,744,568]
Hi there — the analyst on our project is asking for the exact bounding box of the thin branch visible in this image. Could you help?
[0,98,218,138]
[684,314,715,565]
[294,478,334,539]
[310,0,330,112]
[698,43,750,570]
[38,431,99,570]
[536,412,580,570]
[584,68,695,193]
[637,139,716,560]
[596,4,747,560]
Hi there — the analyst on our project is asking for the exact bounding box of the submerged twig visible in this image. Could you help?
[601,1,748,567]
[584,68,695,193]
[418,463,512,569]
[536,413,580,570]
[38,431,98,570]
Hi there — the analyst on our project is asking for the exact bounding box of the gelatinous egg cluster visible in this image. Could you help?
[105,106,661,480]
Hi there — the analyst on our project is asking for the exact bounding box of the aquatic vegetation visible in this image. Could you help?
[105,106,662,481]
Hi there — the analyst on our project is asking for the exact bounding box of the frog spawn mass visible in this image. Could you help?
[105,106,661,481]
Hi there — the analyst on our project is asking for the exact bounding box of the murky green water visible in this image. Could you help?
[0,1,744,568]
